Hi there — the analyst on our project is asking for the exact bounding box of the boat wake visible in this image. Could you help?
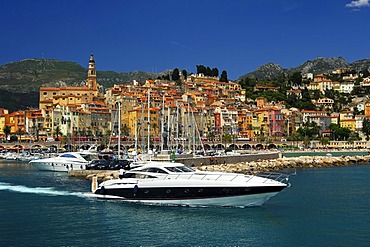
[0,181,86,198]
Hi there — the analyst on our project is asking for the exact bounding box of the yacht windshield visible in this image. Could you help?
[60,153,78,159]
[165,166,195,173]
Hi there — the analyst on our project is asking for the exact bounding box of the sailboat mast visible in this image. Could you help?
[147,89,150,154]
[176,105,179,152]
[161,95,164,152]
[118,102,121,159]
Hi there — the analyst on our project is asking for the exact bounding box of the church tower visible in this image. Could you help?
[86,53,97,91]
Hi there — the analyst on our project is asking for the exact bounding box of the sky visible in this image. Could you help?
[0,0,369,80]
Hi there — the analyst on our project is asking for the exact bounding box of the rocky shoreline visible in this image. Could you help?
[196,155,370,174]
[75,154,370,181]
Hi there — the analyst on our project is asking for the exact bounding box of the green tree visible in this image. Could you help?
[54,126,62,140]
[121,124,130,137]
[10,135,18,142]
[329,123,339,140]
[219,70,228,82]
[290,71,302,85]
[3,125,11,141]
[319,137,330,148]
[211,68,219,77]
[362,118,370,141]
[172,68,180,81]
[182,69,187,80]
[17,128,23,142]
[196,65,206,75]
[303,136,311,149]
[335,127,351,141]
[207,130,216,143]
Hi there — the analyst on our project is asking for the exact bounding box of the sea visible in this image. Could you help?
[1,155,370,247]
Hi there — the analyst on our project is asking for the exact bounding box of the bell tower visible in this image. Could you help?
[86,53,97,91]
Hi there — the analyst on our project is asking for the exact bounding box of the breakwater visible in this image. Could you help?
[196,155,370,174]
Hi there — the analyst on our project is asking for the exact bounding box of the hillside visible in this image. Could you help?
[0,59,160,111]
[0,59,160,92]
[238,57,370,80]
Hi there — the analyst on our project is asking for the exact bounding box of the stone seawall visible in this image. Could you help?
[196,155,370,174]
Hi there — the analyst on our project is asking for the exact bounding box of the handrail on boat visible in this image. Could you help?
[258,170,296,185]
[139,169,296,184]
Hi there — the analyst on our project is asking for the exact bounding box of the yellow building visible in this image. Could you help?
[128,107,160,140]
[340,118,356,131]
[0,115,5,138]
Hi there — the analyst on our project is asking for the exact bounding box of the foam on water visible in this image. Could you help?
[0,181,86,197]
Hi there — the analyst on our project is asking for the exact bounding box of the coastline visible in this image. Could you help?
[197,154,370,174]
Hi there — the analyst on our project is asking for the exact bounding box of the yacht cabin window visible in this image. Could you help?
[165,166,195,173]
[142,168,168,174]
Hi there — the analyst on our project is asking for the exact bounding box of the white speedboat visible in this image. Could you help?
[91,161,291,207]
[29,151,98,172]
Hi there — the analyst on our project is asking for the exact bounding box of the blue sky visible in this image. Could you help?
[1,0,369,80]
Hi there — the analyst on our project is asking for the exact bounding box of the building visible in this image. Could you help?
[38,54,105,137]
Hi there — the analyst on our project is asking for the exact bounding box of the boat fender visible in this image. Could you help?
[91,175,98,192]
[66,165,69,169]
[133,185,139,195]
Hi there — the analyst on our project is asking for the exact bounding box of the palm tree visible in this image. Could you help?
[54,126,62,141]
[319,137,330,148]
[17,128,23,142]
[121,124,130,137]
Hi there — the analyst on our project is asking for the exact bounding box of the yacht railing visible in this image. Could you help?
[257,170,296,185]
[151,171,294,184]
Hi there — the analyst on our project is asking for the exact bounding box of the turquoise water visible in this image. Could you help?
[283,151,368,157]
[0,161,370,246]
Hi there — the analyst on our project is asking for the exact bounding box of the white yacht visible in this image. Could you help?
[29,151,98,172]
[91,161,291,207]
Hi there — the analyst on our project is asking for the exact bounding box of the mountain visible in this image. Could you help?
[0,59,160,93]
[239,63,286,80]
[238,57,370,80]
[0,59,86,93]
[293,57,350,75]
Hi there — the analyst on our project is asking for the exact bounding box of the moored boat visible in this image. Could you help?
[91,161,291,207]
[29,151,98,172]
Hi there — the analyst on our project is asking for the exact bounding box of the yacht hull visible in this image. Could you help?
[93,185,286,207]
[29,151,96,172]
[30,161,87,172]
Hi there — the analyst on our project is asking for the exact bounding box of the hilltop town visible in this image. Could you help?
[1,54,370,151]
